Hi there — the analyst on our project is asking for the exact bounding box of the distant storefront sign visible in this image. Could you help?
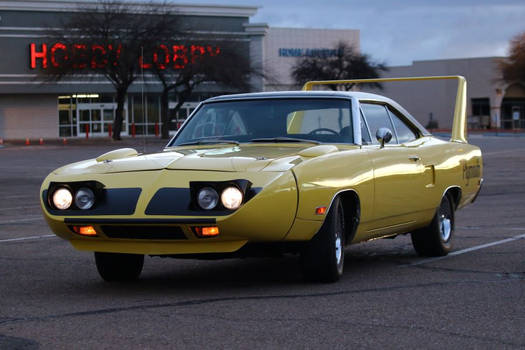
[29,43,221,70]
[278,48,340,58]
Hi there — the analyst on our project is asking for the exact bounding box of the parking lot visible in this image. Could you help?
[0,136,524,349]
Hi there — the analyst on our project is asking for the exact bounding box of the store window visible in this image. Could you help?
[58,94,124,137]
[471,98,490,129]
[129,94,160,135]
[58,96,77,137]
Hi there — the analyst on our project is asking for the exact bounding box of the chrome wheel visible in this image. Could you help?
[411,194,455,257]
[439,214,452,242]
[334,207,345,272]
[335,235,342,265]
[301,197,346,282]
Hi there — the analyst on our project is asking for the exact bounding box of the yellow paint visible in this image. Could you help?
[41,86,482,256]
[71,239,247,255]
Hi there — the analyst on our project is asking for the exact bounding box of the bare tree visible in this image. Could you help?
[146,40,256,139]
[41,0,179,140]
[291,41,387,91]
[499,31,525,84]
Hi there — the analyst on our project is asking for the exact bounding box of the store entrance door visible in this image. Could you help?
[77,103,128,137]
[501,98,525,130]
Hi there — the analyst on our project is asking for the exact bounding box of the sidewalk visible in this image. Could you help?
[0,136,170,148]
[431,129,525,138]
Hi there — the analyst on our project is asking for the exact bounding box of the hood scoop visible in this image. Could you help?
[96,148,139,162]
[298,145,338,158]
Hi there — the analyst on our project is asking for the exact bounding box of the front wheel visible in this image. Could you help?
[300,197,345,282]
[94,252,144,282]
[411,195,455,256]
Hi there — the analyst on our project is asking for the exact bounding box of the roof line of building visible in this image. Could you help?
[0,0,258,17]
[389,56,507,68]
[270,26,359,32]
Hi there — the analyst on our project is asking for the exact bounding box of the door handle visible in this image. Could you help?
[408,155,420,162]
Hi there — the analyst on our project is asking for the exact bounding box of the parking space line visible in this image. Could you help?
[3,195,37,200]
[409,233,525,266]
[0,234,55,243]
[0,205,41,212]
[0,217,43,225]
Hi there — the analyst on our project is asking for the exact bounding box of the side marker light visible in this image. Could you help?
[315,206,327,215]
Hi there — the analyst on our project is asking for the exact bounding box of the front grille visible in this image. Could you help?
[100,225,187,240]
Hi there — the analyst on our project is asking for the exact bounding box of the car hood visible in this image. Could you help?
[52,144,345,175]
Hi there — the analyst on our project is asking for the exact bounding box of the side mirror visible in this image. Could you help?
[376,128,393,148]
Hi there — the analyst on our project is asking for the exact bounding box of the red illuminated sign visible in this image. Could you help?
[30,43,48,68]
[30,42,221,70]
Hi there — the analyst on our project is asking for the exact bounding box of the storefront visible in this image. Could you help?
[56,93,200,138]
[1,1,522,140]
[0,0,263,140]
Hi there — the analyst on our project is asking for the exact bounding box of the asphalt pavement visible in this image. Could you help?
[0,136,524,349]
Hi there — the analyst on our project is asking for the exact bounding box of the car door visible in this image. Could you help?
[360,102,429,235]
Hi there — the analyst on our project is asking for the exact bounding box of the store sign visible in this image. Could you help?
[278,48,339,58]
[29,43,221,70]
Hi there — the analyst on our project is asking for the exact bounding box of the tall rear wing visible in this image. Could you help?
[302,76,468,143]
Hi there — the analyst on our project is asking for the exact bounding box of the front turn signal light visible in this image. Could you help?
[194,226,220,238]
[71,225,97,236]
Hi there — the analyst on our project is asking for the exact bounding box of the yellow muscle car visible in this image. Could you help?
[41,76,482,282]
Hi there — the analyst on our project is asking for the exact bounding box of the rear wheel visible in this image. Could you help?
[94,252,144,282]
[411,195,455,256]
[300,197,345,282]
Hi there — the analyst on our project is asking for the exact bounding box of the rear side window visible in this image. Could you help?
[387,107,418,143]
[360,103,395,144]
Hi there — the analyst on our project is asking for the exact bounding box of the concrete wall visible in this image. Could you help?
[263,27,360,90]
[374,57,504,130]
[0,94,57,139]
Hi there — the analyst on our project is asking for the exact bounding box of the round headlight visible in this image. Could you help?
[197,187,219,210]
[52,187,73,210]
[221,186,243,210]
[75,187,95,210]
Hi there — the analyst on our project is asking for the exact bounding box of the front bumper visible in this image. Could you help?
[41,169,299,255]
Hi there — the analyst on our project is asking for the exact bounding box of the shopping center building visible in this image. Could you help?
[0,0,263,139]
[0,0,523,140]
[380,57,525,131]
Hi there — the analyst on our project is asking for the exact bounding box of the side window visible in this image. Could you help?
[387,107,418,143]
[360,103,396,144]
[360,112,371,144]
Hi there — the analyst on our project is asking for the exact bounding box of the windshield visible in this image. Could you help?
[169,98,353,146]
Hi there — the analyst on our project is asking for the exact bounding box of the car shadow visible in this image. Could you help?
[81,242,420,294]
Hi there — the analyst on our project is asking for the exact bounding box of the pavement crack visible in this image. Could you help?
[412,265,525,278]
[0,278,520,327]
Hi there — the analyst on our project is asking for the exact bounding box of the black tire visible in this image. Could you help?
[94,252,144,282]
[300,197,345,282]
[411,194,455,257]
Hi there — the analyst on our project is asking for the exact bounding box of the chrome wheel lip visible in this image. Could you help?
[439,214,452,242]
[333,203,345,274]
[335,235,342,265]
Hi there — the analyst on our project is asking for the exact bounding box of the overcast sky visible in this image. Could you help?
[187,0,525,66]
